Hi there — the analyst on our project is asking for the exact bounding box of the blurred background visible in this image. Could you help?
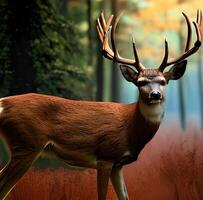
[0,1,203,199]
[0,0,203,130]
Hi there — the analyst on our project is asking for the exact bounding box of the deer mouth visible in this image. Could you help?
[149,99,162,104]
[142,97,163,105]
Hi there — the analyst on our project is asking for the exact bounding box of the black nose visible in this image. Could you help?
[150,91,161,100]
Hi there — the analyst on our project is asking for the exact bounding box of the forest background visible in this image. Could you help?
[0,0,203,166]
[1,1,203,199]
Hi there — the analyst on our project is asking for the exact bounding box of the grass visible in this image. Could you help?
[2,124,203,200]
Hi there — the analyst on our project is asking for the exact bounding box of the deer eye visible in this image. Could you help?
[160,80,166,86]
[137,80,148,87]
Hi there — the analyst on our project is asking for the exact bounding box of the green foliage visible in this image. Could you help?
[32,0,90,99]
[0,0,90,99]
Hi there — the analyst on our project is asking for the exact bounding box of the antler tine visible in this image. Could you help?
[182,12,192,52]
[197,9,203,39]
[111,13,122,58]
[96,12,145,72]
[196,9,202,25]
[102,14,114,57]
[163,10,202,68]
[159,39,169,72]
[193,21,201,44]
[96,19,104,42]
[132,36,145,71]
[132,37,140,67]
[100,12,106,29]
[97,13,114,58]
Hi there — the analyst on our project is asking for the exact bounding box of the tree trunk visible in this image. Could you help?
[96,33,104,101]
[96,2,103,101]
[87,0,93,66]
[7,0,37,95]
[178,1,186,130]
[178,78,186,130]
[110,0,119,102]
[60,0,69,13]
[96,0,110,101]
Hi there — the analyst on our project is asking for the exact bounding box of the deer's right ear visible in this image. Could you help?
[120,65,138,82]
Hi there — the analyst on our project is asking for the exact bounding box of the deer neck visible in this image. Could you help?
[122,101,162,161]
[137,96,165,124]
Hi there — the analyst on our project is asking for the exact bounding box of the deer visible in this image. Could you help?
[0,10,202,200]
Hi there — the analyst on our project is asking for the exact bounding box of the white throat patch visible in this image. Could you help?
[138,97,165,124]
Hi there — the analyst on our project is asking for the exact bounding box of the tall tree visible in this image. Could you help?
[96,1,104,101]
[178,0,186,130]
[0,0,88,99]
[7,0,37,95]
[87,0,93,66]
[110,0,120,102]
[177,53,186,129]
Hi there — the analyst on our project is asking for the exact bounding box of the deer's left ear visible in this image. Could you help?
[120,65,138,82]
[164,60,187,81]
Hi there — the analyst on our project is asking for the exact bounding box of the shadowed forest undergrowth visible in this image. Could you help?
[3,125,203,200]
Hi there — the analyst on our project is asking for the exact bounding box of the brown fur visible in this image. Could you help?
[0,93,160,200]
[0,93,159,166]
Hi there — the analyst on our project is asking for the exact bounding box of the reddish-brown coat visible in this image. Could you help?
[0,93,159,167]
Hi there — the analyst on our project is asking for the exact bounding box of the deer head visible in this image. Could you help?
[97,10,202,105]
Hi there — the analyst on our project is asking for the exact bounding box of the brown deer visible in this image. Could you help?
[0,10,202,200]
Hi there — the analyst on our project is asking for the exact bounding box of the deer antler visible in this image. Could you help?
[159,10,202,72]
[96,12,145,72]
